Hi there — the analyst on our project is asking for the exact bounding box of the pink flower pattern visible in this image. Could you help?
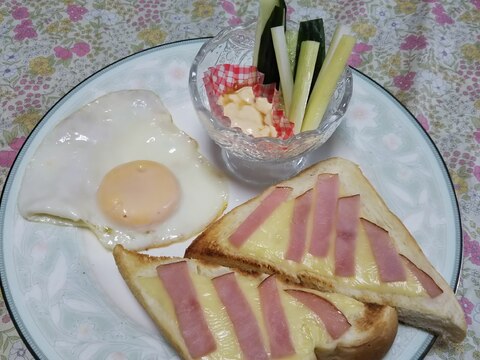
[221,1,243,26]
[464,232,480,266]
[348,53,362,67]
[221,1,236,15]
[71,42,91,57]
[54,42,90,59]
[12,4,36,41]
[13,20,37,41]
[474,131,480,144]
[432,3,454,25]
[417,114,430,132]
[393,72,416,91]
[0,137,25,168]
[67,4,88,22]
[348,42,372,67]
[54,46,73,60]
[354,43,373,53]
[1,314,10,323]
[460,296,474,325]
[400,34,428,50]
[474,166,480,182]
[12,6,29,20]
[228,16,242,26]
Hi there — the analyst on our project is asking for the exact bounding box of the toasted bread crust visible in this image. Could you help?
[186,157,466,342]
[114,245,398,359]
[316,304,397,360]
[113,245,192,360]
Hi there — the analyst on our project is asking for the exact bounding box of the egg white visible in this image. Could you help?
[18,90,228,250]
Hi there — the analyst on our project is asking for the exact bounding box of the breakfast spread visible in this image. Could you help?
[204,0,355,139]
[14,4,465,358]
[186,157,467,343]
[113,245,398,360]
[16,85,465,357]
[17,90,228,251]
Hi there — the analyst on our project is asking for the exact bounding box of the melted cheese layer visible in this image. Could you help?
[138,271,365,359]
[226,197,425,297]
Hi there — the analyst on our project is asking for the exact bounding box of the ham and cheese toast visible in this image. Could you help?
[185,157,466,343]
[113,245,398,360]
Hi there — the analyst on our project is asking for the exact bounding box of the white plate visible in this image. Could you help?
[0,39,462,360]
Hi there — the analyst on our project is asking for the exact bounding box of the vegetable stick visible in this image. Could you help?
[253,0,281,66]
[271,26,294,116]
[301,34,356,132]
[323,24,350,68]
[289,41,320,133]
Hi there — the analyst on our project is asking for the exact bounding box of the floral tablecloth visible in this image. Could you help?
[0,0,479,359]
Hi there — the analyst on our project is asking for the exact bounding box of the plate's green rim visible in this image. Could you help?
[0,38,462,360]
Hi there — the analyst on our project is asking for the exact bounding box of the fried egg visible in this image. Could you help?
[18,90,228,250]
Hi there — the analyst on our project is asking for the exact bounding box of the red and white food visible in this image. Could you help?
[229,174,443,297]
[229,186,292,248]
[156,261,217,358]
[286,289,351,340]
[309,174,340,257]
[213,272,269,360]
[259,275,296,358]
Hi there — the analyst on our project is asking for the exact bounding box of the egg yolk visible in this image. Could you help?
[97,160,180,228]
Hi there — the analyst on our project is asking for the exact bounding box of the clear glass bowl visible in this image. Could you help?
[189,20,352,185]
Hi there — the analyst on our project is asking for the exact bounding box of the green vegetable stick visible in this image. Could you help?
[301,35,355,132]
[285,29,298,72]
[271,25,294,116]
[289,40,320,133]
[253,0,280,66]
[256,5,285,86]
[293,18,325,95]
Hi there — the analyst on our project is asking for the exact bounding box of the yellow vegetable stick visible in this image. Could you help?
[289,40,320,134]
[323,25,342,68]
[301,35,355,132]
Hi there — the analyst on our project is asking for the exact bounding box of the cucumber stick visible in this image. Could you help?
[253,0,279,66]
[301,35,355,132]
[293,18,325,94]
[289,41,319,133]
[271,26,294,115]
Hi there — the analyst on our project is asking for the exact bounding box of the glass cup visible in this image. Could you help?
[189,20,352,185]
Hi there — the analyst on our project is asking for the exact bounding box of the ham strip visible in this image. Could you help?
[212,273,268,360]
[401,255,444,298]
[309,174,339,257]
[361,218,407,282]
[334,195,361,277]
[285,189,314,262]
[229,187,293,248]
[258,276,295,358]
[156,261,216,358]
[286,290,351,340]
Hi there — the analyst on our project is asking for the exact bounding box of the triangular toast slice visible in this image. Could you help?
[185,157,466,342]
[113,245,397,359]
